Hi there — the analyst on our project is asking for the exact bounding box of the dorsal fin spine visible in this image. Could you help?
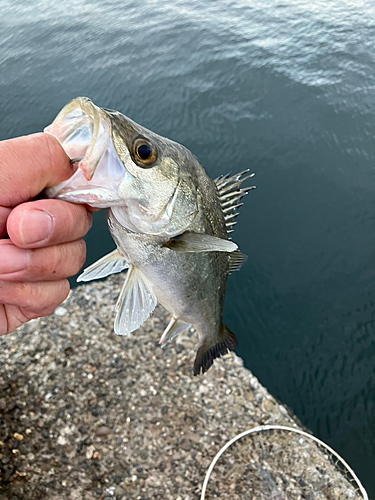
[219,187,250,201]
[215,169,251,190]
[222,202,244,214]
[218,173,255,196]
[215,170,255,236]
[221,190,251,208]
[224,212,239,221]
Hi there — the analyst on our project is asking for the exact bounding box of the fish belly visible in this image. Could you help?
[107,210,227,340]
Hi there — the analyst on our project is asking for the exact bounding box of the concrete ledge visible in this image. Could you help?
[0,275,361,499]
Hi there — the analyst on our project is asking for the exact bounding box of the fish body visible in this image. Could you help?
[46,97,254,375]
[107,208,227,354]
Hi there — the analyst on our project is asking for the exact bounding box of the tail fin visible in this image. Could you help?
[193,325,237,376]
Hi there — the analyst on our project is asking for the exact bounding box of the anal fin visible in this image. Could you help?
[159,317,191,347]
[77,249,128,282]
[115,265,157,336]
[193,325,237,376]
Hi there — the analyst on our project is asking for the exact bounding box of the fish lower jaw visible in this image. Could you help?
[55,187,123,208]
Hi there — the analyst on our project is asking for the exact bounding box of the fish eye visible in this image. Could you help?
[133,138,157,167]
[137,144,151,160]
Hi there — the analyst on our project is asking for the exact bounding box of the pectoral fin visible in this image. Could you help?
[163,232,238,253]
[77,249,129,282]
[159,317,191,347]
[114,265,157,336]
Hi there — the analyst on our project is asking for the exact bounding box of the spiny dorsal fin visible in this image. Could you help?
[214,170,255,234]
[228,250,247,274]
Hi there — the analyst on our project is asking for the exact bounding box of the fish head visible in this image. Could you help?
[45,97,198,237]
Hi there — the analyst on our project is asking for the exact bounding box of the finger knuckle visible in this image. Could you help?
[32,247,57,277]
[31,245,64,278]
[59,240,86,277]
[37,133,70,182]
[74,239,87,274]
[85,209,94,232]
[30,280,69,316]
[40,280,70,315]
[38,133,62,166]
[71,205,93,237]
[59,204,91,242]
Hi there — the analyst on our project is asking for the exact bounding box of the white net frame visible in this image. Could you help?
[201,424,368,500]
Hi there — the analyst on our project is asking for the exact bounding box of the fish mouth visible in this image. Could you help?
[45,97,128,207]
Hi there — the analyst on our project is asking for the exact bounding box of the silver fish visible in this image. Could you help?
[45,97,254,375]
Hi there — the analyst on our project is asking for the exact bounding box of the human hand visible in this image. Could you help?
[0,133,93,335]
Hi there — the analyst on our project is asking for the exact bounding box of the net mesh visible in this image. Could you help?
[202,426,367,500]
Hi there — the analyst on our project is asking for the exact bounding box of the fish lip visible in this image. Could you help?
[44,97,111,181]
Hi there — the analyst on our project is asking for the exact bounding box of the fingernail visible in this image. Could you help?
[0,244,29,275]
[19,210,53,245]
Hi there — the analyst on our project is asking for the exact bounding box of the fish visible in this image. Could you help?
[45,97,254,375]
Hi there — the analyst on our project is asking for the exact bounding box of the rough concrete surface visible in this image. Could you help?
[0,275,363,499]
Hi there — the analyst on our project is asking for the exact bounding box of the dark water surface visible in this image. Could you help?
[1,0,375,494]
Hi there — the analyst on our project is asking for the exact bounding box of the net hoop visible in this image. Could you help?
[200,424,368,500]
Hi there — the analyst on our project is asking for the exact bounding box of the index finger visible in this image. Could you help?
[0,207,11,238]
[0,133,75,208]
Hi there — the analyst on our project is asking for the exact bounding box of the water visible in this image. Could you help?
[1,0,374,494]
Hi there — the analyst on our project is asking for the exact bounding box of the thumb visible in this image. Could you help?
[0,133,75,208]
